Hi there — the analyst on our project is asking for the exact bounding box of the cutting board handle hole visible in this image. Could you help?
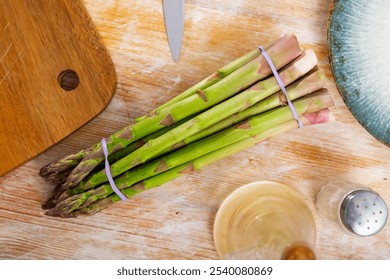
[58,69,79,91]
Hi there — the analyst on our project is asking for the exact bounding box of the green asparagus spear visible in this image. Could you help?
[40,44,266,181]
[39,148,93,182]
[60,108,333,217]
[61,34,301,190]
[108,70,326,167]
[52,70,325,206]
[136,48,263,122]
[184,70,326,144]
[48,90,333,216]
[69,49,317,194]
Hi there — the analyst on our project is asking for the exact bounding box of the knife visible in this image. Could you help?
[163,0,184,62]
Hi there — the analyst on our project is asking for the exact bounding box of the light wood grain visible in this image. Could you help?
[1,0,390,260]
[0,0,116,175]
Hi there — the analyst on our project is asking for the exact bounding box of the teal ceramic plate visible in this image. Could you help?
[328,0,390,146]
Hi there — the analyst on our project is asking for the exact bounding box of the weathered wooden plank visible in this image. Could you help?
[1,0,389,260]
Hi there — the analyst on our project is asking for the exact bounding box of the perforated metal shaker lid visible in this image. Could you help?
[340,190,388,236]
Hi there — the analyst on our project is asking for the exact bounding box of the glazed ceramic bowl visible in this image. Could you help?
[328,0,390,146]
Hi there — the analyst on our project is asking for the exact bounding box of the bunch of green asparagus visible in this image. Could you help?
[40,34,334,217]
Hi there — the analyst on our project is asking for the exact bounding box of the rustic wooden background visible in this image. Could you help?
[1,0,390,259]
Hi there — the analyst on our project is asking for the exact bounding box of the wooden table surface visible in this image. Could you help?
[1,0,390,259]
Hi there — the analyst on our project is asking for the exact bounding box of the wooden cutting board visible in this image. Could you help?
[0,0,116,175]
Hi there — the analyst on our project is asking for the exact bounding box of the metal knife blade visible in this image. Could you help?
[163,0,184,62]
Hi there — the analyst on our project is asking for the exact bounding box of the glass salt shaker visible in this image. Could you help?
[316,180,388,236]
